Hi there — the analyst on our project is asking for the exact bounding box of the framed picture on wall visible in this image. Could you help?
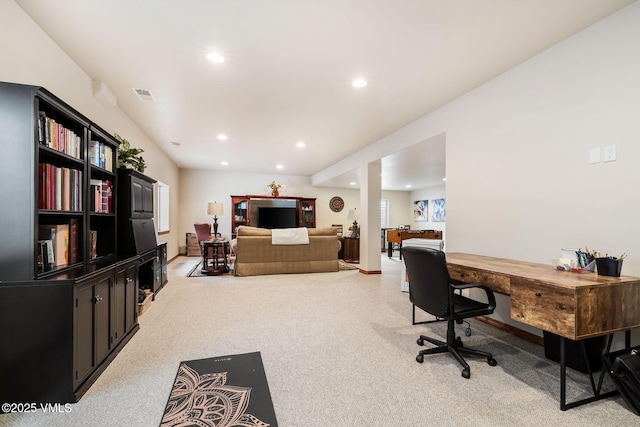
[413,200,428,221]
[432,198,446,222]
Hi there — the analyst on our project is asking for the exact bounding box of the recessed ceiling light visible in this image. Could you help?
[352,78,367,88]
[350,182,356,186]
[442,177,447,181]
[207,53,225,63]
[405,184,412,188]
[276,165,284,169]
[217,134,228,141]
[221,161,228,166]
[296,141,305,148]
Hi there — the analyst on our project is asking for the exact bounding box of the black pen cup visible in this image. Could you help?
[596,257,623,277]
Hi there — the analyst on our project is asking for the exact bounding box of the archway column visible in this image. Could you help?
[359,160,381,274]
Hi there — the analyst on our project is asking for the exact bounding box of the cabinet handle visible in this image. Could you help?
[126,278,132,284]
[94,295,103,304]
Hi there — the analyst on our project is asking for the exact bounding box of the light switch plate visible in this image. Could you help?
[589,148,601,164]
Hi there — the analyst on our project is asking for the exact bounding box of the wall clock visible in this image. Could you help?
[329,196,344,212]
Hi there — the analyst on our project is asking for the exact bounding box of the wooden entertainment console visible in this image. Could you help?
[230,195,316,238]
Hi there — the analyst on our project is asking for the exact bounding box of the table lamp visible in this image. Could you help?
[207,202,224,238]
[347,208,361,238]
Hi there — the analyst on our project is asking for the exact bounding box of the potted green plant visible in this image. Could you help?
[114,133,147,172]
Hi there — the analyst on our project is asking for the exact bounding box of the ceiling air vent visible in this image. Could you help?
[132,88,155,101]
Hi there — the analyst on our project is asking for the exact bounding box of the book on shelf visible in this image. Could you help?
[54,167,62,210]
[38,163,82,211]
[38,225,55,267]
[89,230,98,260]
[55,224,69,267]
[89,140,114,172]
[38,223,70,267]
[37,240,54,268]
[90,179,113,213]
[69,218,80,264]
[37,113,82,159]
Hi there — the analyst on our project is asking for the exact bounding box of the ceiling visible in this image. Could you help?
[15,0,634,190]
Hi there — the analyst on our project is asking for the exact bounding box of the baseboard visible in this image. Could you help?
[359,269,382,274]
[477,316,544,346]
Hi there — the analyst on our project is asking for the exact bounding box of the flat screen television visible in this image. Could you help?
[257,207,298,229]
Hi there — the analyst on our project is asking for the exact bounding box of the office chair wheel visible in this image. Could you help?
[417,338,424,346]
[488,357,497,367]
[461,367,470,379]
[416,354,424,363]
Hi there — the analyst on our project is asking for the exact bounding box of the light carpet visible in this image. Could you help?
[2,255,637,427]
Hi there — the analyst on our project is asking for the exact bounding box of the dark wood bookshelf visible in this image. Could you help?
[0,82,142,406]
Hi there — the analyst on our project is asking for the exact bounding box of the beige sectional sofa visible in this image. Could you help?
[233,226,341,276]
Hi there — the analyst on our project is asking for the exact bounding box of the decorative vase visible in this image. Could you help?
[271,188,279,197]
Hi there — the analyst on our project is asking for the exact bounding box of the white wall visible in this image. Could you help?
[312,3,640,338]
[444,5,640,271]
[315,3,640,275]
[0,1,181,259]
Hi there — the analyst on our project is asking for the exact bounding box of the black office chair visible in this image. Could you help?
[403,246,497,378]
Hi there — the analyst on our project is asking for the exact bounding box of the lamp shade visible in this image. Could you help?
[207,202,224,216]
[347,209,360,221]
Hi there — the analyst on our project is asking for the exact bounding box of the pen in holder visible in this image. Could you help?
[596,257,623,277]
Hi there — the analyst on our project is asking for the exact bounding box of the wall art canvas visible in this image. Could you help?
[413,200,428,221]
[432,198,446,222]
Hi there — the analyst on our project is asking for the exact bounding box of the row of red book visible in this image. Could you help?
[91,179,113,214]
[38,163,82,211]
[38,112,82,160]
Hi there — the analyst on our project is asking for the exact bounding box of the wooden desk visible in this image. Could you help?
[446,252,640,410]
[387,229,442,258]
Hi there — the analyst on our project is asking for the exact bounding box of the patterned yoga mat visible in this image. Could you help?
[160,352,278,427]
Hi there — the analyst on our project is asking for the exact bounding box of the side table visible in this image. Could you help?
[343,237,360,263]
[201,240,229,275]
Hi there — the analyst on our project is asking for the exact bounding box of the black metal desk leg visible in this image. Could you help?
[560,337,566,410]
[559,334,618,411]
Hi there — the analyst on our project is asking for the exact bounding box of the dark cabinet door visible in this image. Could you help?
[132,178,145,216]
[114,266,127,343]
[142,182,154,213]
[159,243,168,285]
[94,273,112,365]
[74,270,113,389]
[131,176,154,218]
[74,283,95,389]
[115,261,138,344]
[124,263,138,333]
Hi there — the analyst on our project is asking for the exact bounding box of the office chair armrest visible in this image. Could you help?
[451,283,497,308]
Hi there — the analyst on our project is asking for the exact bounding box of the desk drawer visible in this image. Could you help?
[511,278,576,339]
[448,264,510,295]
